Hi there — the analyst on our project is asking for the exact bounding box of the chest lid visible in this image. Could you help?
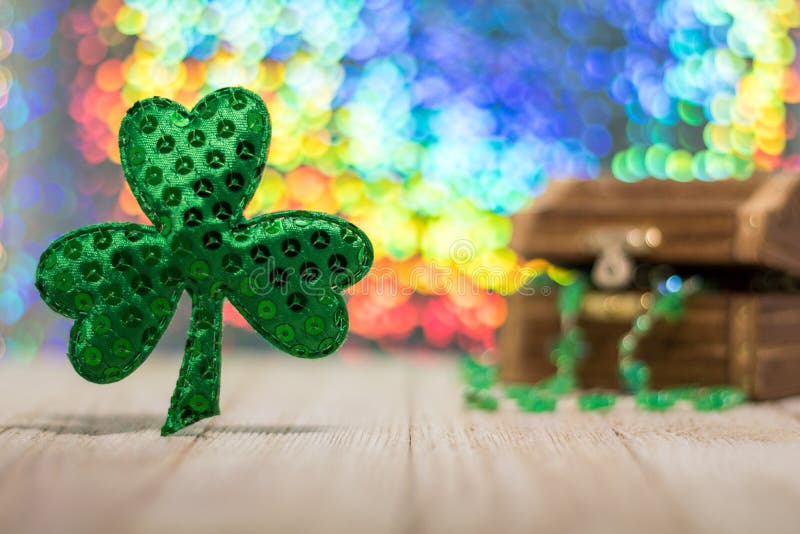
[511,173,800,277]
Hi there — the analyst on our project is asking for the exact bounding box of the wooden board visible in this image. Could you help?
[1,352,800,534]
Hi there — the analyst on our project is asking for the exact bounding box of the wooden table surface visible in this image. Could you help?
[1,352,800,534]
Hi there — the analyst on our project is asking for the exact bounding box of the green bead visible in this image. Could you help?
[542,374,575,396]
[694,387,745,411]
[518,391,557,412]
[558,277,586,317]
[652,293,684,321]
[633,315,652,334]
[578,393,617,411]
[461,357,497,391]
[666,386,697,401]
[464,390,499,411]
[635,389,676,411]
[618,334,638,356]
[504,384,532,400]
[620,361,650,392]
[551,327,586,363]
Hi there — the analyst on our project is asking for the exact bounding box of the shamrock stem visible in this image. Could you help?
[161,291,223,435]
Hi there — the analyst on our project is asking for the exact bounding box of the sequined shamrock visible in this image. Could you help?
[35,87,374,435]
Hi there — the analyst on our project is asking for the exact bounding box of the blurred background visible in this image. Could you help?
[0,0,798,361]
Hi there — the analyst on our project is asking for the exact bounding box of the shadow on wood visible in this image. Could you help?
[0,413,334,436]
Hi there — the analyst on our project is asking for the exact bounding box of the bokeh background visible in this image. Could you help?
[0,0,799,360]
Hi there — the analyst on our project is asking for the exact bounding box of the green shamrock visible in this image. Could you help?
[35,87,373,435]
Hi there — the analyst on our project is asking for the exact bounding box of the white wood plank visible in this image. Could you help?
[1,353,800,534]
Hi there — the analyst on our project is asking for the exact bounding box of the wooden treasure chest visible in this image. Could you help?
[499,173,800,400]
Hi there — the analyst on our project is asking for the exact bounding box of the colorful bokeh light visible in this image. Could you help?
[0,0,798,359]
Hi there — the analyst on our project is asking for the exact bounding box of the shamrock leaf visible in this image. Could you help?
[36,87,373,435]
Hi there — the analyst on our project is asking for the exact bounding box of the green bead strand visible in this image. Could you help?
[461,271,745,414]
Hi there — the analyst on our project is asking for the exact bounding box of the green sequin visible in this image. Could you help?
[83,347,102,367]
[35,87,374,436]
[93,315,111,334]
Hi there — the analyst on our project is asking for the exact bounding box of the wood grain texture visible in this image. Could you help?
[1,352,800,534]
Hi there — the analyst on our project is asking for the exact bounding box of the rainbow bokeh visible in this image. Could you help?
[0,0,799,359]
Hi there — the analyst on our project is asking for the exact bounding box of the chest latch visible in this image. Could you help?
[586,227,662,290]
